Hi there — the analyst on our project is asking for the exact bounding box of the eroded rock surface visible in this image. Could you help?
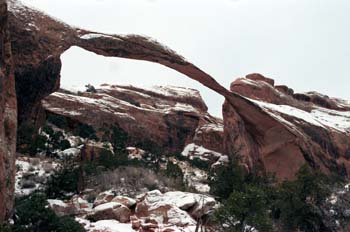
[224,73,350,180]
[42,84,223,153]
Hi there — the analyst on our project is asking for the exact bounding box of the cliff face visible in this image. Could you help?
[224,73,350,180]
[0,0,17,222]
[42,84,223,154]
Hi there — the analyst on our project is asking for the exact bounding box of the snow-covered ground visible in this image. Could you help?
[15,158,59,197]
[77,218,198,232]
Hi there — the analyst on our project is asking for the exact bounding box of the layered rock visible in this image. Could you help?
[224,73,350,180]
[42,84,223,153]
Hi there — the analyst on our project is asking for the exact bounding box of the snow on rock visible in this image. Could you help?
[42,83,220,156]
[57,147,80,159]
[47,92,136,120]
[94,190,118,206]
[174,158,210,193]
[67,189,215,231]
[111,196,137,208]
[80,33,122,41]
[136,190,196,227]
[161,191,216,218]
[90,202,132,223]
[249,98,350,133]
[48,199,68,208]
[47,199,76,216]
[135,190,216,227]
[126,147,145,160]
[198,122,224,133]
[182,143,228,166]
[15,157,59,197]
[148,85,203,100]
[77,218,135,232]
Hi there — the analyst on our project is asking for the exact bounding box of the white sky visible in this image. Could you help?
[22,0,350,117]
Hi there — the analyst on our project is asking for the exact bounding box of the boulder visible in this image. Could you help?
[135,190,215,227]
[71,195,92,215]
[111,196,137,208]
[90,202,131,223]
[47,199,76,216]
[181,143,228,168]
[160,191,216,219]
[94,190,117,207]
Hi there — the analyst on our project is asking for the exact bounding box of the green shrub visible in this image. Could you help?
[58,139,71,150]
[82,161,100,176]
[74,123,98,140]
[165,161,183,179]
[42,125,54,137]
[274,165,330,232]
[135,138,161,156]
[47,114,68,129]
[189,157,209,170]
[46,164,80,199]
[211,149,275,231]
[9,193,84,232]
[28,135,47,155]
[17,122,36,149]
[110,126,128,153]
[215,184,272,232]
[17,122,48,156]
[98,147,128,169]
[173,152,187,161]
[209,154,245,200]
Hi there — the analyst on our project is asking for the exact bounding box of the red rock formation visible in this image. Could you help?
[224,74,350,180]
[42,84,223,154]
[0,0,17,223]
[6,0,232,126]
[2,0,350,223]
[3,0,233,221]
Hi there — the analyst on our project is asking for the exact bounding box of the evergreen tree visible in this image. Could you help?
[215,184,272,232]
[274,165,330,232]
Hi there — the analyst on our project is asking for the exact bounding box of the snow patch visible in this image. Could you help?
[80,33,122,41]
[249,98,350,133]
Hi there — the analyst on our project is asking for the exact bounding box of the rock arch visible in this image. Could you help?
[2,0,329,224]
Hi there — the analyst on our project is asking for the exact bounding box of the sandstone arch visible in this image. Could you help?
[3,0,347,224]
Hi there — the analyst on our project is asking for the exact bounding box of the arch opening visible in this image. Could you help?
[60,46,225,118]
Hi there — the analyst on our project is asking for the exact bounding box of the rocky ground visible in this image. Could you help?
[13,107,224,231]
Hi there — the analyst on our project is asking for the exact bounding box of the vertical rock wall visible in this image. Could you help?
[0,0,17,223]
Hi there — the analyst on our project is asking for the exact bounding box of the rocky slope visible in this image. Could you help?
[49,189,216,232]
[42,84,224,154]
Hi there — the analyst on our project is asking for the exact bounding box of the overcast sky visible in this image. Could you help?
[22,0,350,117]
